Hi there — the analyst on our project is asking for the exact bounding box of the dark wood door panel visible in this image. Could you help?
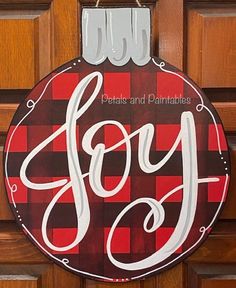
[188,263,236,288]
[0,104,16,134]
[214,103,236,133]
[53,265,82,288]
[158,0,184,70]
[201,279,236,288]
[0,222,47,263]
[0,264,53,288]
[0,280,38,288]
[0,150,14,220]
[187,221,236,264]
[0,0,78,90]
[0,9,51,89]
[0,263,84,288]
[187,6,236,88]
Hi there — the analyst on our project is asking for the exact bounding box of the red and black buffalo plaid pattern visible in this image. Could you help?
[4,57,230,281]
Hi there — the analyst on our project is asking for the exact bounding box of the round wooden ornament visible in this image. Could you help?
[4,7,230,283]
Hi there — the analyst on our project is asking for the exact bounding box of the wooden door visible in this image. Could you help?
[0,0,235,287]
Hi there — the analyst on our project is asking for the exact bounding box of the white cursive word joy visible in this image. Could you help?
[20,72,218,271]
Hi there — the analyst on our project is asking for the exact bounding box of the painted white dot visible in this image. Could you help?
[224,161,227,164]
[16,210,19,213]
[78,59,81,62]
[225,168,228,171]
[73,63,76,66]
[221,157,224,160]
